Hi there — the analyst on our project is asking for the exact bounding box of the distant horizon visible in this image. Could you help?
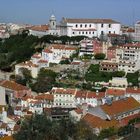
[0,0,139,26]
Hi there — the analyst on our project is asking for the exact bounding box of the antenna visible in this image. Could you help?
[131,0,135,26]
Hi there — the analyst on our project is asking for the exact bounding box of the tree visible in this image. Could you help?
[59,59,70,64]
[13,114,97,140]
[98,127,117,139]
[94,53,106,60]
[31,68,57,93]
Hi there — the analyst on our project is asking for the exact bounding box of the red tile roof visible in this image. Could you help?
[52,87,76,95]
[82,113,119,129]
[51,44,76,50]
[74,108,83,114]
[107,46,117,50]
[126,87,140,94]
[101,97,140,117]
[0,136,14,140]
[37,59,48,63]
[13,124,20,132]
[30,25,49,32]
[75,90,87,98]
[18,61,38,67]
[35,94,54,101]
[106,89,125,96]
[43,48,53,53]
[87,91,105,99]
[123,43,140,48]
[119,113,140,127]
[0,80,29,91]
[31,53,41,59]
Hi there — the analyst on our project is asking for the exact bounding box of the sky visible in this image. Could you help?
[0,0,139,26]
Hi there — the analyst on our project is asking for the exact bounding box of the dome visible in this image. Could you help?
[50,15,56,20]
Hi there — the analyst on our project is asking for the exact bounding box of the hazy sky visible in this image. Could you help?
[0,0,139,25]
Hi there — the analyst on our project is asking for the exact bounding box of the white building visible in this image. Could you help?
[60,18,121,38]
[29,15,60,37]
[79,39,94,56]
[117,43,140,73]
[42,44,76,64]
[135,21,140,41]
[51,87,76,108]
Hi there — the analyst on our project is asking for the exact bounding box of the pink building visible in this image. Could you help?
[93,39,103,54]
[107,46,117,60]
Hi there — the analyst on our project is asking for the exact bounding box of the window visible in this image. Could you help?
[109,24,111,28]
[93,32,94,34]
[89,24,91,27]
[101,31,104,35]
[75,24,78,28]
[89,32,91,34]
[114,31,115,34]
[73,32,75,34]
[80,24,82,28]
[85,24,87,28]
[109,31,111,34]
[82,32,84,34]
[101,24,104,27]
[79,31,81,34]
[86,32,88,34]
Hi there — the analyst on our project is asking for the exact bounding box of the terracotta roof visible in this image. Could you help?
[82,113,119,129]
[8,115,20,122]
[17,61,38,67]
[51,44,76,50]
[74,108,83,114]
[13,124,20,132]
[107,46,117,50]
[15,106,22,111]
[43,48,53,53]
[87,91,105,99]
[101,61,118,66]
[21,95,33,101]
[126,87,140,94]
[65,47,76,50]
[63,18,120,24]
[101,97,140,117]
[0,123,7,129]
[35,94,54,101]
[75,90,87,98]
[37,59,48,63]
[52,87,76,95]
[0,136,14,140]
[107,33,120,37]
[106,89,125,96]
[126,28,135,32]
[31,53,41,59]
[0,80,29,91]
[71,61,81,65]
[30,25,49,32]
[119,113,140,127]
[123,43,140,48]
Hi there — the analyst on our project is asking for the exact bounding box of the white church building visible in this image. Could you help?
[29,15,60,37]
[60,18,121,38]
[29,15,121,38]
